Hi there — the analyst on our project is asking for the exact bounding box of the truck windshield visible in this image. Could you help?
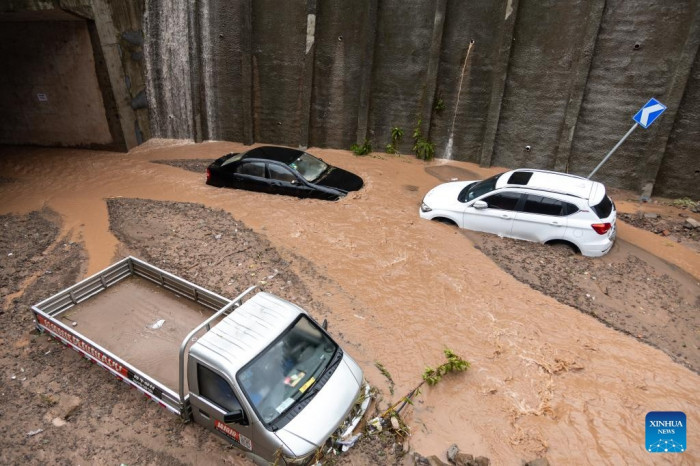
[237,315,337,426]
[288,152,328,182]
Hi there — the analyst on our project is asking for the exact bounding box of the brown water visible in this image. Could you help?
[1,142,698,464]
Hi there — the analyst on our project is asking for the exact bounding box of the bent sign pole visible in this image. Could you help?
[587,98,667,179]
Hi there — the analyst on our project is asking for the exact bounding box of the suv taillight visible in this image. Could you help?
[591,223,611,235]
[206,167,211,180]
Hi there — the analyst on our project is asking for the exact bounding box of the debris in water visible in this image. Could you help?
[337,433,362,450]
[149,319,165,329]
[52,417,67,427]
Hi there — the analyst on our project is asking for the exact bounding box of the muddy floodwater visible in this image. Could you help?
[1,141,698,465]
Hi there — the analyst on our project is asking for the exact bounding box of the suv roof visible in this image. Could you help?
[496,169,602,202]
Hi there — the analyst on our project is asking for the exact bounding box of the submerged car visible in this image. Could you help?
[206,146,364,200]
[419,169,616,257]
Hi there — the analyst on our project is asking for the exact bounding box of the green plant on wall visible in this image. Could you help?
[350,139,372,156]
[433,95,446,113]
[385,126,404,154]
[414,139,435,161]
[412,119,435,161]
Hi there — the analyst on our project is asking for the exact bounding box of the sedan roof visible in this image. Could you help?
[243,146,303,164]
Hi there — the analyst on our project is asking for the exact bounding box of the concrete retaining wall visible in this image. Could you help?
[2,0,699,197]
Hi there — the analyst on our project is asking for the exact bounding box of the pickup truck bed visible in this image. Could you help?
[32,257,248,417]
[59,275,214,392]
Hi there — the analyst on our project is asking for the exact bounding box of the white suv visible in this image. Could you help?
[419,169,616,257]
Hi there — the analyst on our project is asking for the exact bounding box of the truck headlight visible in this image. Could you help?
[420,202,432,212]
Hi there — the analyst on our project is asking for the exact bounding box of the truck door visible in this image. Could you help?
[189,363,257,455]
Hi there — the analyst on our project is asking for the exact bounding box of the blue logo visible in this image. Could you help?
[646,411,686,453]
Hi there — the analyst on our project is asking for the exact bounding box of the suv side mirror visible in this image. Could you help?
[224,409,247,425]
[473,200,488,209]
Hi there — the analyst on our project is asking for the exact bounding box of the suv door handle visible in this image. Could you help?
[550,221,562,226]
[501,214,511,219]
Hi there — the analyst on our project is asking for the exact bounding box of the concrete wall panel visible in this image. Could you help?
[655,48,700,199]
[251,0,306,146]
[201,0,246,142]
[0,20,112,147]
[367,0,436,153]
[430,0,508,163]
[492,0,592,169]
[569,0,695,190]
[308,0,368,149]
[144,0,193,139]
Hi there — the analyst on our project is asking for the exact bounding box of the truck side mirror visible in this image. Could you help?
[224,409,247,425]
[322,319,328,330]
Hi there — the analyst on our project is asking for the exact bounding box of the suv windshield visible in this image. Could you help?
[459,173,503,202]
[289,152,328,182]
[237,316,337,426]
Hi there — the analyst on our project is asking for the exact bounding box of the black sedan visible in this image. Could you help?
[206,146,364,200]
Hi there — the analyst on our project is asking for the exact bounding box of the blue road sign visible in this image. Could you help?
[633,98,667,129]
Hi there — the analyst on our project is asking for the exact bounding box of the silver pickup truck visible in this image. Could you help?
[31,257,370,464]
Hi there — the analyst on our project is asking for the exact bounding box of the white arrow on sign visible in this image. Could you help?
[639,103,665,126]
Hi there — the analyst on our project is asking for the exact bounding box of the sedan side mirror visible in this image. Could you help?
[224,409,247,425]
[473,200,488,209]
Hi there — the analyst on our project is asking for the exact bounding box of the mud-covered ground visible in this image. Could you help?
[1,151,698,465]
[2,195,698,464]
[0,203,402,465]
[466,234,699,373]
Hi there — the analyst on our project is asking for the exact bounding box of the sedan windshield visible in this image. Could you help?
[237,316,337,426]
[460,173,503,202]
[289,152,328,182]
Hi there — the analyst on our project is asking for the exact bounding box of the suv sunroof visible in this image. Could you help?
[507,171,533,185]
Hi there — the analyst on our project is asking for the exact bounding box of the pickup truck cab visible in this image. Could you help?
[32,257,370,464]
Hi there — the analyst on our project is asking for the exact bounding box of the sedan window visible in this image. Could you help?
[483,192,521,210]
[289,153,327,182]
[236,162,265,177]
[522,195,565,216]
[268,164,298,183]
